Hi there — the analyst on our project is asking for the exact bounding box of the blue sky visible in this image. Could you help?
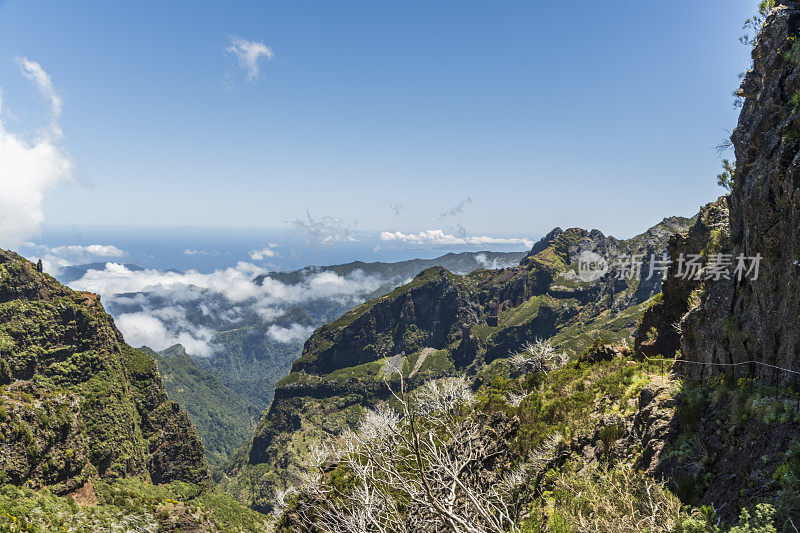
[0,0,755,245]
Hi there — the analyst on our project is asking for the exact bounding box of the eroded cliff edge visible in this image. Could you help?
[0,248,210,494]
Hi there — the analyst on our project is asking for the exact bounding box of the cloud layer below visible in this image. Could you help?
[70,262,385,357]
[22,243,127,275]
[249,244,279,260]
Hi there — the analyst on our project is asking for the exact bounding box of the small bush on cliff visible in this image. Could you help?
[717,159,736,192]
[783,35,800,64]
[509,338,568,375]
[599,422,626,456]
[740,0,776,47]
[772,440,800,526]
[727,504,777,533]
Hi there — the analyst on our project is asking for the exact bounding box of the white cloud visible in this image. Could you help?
[379,229,534,248]
[249,244,279,260]
[16,58,63,131]
[21,243,126,275]
[47,244,125,258]
[267,324,315,344]
[116,312,167,348]
[256,307,285,321]
[73,262,385,306]
[291,213,357,246]
[116,311,217,357]
[183,248,219,256]
[474,252,519,270]
[72,262,266,303]
[0,59,74,249]
[69,262,386,356]
[226,35,274,81]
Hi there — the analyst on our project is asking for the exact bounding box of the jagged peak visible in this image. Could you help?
[525,227,564,257]
[412,265,452,279]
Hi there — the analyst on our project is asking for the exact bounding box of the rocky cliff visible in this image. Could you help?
[644,1,800,384]
[0,248,210,495]
[635,197,731,359]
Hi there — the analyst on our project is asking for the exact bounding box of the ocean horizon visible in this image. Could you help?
[21,224,538,274]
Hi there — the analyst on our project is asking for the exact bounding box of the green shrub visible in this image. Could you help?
[676,383,705,432]
[784,35,800,64]
[599,422,625,455]
[728,504,777,533]
[544,463,683,532]
[717,160,736,193]
[740,0,775,47]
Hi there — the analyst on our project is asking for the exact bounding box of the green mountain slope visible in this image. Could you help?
[223,217,694,511]
[0,248,272,531]
[82,251,528,467]
[90,250,527,420]
[0,248,209,491]
[149,344,258,470]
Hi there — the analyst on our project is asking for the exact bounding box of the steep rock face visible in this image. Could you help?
[0,381,91,494]
[675,2,800,382]
[225,217,693,512]
[635,197,730,359]
[0,249,209,494]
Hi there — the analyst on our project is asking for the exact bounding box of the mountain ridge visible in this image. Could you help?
[0,248,209,492]
[223,216,695,512]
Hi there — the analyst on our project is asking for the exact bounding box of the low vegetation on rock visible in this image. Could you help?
[0,249,270,532]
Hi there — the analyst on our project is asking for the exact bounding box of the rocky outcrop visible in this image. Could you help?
[634,380,681,478]
[660,2,800,383]
[0,249,210,493]
[635,197,730,359]
[577,342,632,365]
[633,375,800,524]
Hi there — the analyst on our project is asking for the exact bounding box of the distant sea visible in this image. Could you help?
[29,225,538,273]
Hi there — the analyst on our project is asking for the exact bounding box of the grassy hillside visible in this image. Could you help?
[0,478,270,532]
